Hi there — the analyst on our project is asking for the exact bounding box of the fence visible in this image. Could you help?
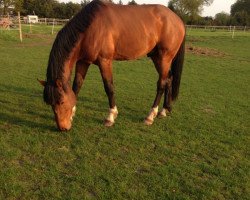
[38,18,69,25]
[0,15,69,25]
[186,25,249,32]
[186,25,249,39]
[0,15,249,42]
[0,14,70,41]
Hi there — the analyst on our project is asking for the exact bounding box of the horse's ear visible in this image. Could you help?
[37,79,46,87]
[55,79,63,88]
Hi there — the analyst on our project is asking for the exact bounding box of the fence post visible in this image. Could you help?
[29,22,32,33]
[18,12,23,42]
[51,18,55,34]
[7,13,10,30]
[232,26,236,39]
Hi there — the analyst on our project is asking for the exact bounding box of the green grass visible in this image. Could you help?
[0,27,249,199]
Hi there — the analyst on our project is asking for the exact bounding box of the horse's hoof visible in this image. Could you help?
[157,109,171,118]
[104,119,114,127]
[144,118,154,126]
[157,111,167,118]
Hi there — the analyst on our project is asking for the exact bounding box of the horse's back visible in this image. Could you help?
[107,3,185,38]
[81,2,185,62]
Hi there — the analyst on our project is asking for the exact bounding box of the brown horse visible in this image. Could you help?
[39,0,185,131]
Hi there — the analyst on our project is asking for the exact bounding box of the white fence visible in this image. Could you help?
[1,15,249,42]
[186,25,249,32]
[0,15,69,25]
[1,15,249,31]
[0,14,69,40]
[38,18,69,25]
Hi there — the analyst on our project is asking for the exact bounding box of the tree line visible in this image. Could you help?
[214,0,249,26]
[0,0,249,26]
[0,0,134,18]
[1,0,83,18]
[168,0,249,26]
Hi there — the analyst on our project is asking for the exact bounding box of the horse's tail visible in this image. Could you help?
[171,35,185,101]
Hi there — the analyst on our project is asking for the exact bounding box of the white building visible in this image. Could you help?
[26,15,38,23]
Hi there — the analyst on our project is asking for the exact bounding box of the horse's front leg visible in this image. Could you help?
[99,59,118,127]
[72,60,90,96]
[71,61,90,120]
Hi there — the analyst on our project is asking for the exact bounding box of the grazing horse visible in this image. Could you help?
[39,0,185,131]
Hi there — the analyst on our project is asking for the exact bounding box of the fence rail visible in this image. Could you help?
[38,18,69,25]
[186,25,249,31]
[0,15,70,26]
[1,15,250,42]
[1,15,249,30]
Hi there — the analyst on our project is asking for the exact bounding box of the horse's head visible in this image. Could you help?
[39,79,76,131]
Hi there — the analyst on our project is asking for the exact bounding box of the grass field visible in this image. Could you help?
[0,27,249,199]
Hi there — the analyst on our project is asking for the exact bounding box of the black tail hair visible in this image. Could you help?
[171,36,185,101]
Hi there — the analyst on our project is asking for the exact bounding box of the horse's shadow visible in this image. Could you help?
[0,112,56,131]
[0,83,148,131]
[77,96,147,124]
[0,83,56,132]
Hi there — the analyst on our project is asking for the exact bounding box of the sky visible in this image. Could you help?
[58,0,237,17]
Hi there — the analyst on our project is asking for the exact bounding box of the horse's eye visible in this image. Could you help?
[60,101,64,105]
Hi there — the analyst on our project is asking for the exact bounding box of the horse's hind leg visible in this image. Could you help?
[158,72,173,118]
[145,54,172,125]
[98,59,118,127]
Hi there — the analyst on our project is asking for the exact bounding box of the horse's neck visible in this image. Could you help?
[62,40,82,82]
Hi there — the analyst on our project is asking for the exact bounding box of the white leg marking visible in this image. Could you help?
[70,106,76,122]
[158,108,167,117]
[106,106,118,123]
[144,106,158,125]
[147,106,158,121]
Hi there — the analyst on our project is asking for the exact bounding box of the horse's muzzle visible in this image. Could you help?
[56,121,72,132]
[59,127,71,131]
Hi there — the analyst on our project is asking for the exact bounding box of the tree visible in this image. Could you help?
[0,0,15,15]
[168,1,175,12]
[16,0,81,18]
[118,0,123,5]
[21,0,56,16]
[128,0,137,5]
[64,2,81,18]
[168,0,214,24]
[81,0,90,7]
[230,0,250,26]
[13,0,24,13]
[214,12,230,26]
[231,0,250,16]
[199,16,214,25]
[232,10,249,25]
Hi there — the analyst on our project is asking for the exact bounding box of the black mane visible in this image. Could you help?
[44,0,105,105]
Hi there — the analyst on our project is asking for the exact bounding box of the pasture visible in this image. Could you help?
[0,27,249,199]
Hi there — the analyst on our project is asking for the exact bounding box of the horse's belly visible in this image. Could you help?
[113,34,157,60]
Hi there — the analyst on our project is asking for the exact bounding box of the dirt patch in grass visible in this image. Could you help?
[188,37,207,43]
[23,33,53,39]
[186,45,228,57]
[201,105,216,115]
[15,34,54,47]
